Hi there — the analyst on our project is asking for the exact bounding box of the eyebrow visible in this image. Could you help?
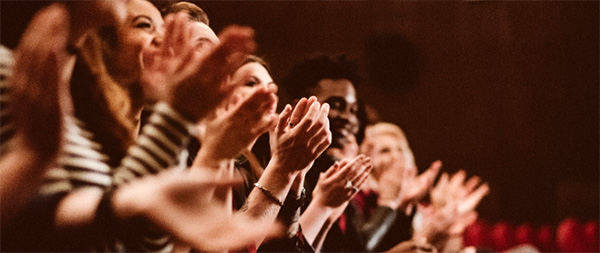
[196,38,213,43]
[132,15,152,23]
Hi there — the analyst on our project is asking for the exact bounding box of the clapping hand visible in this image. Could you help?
[312,155,373,209]
[141,13,256,122]
[269,97,332,174]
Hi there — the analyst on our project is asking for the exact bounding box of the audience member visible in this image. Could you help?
[359,122,441,251]
[0,0,127,224]
[282,55,403,252]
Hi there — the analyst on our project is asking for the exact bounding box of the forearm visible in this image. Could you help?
[191,154,234,213]
[299,201,338,251]
[54,187,104,228]
[238,162,296,223]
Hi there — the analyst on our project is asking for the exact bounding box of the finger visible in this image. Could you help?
[195,25,255,90]
[211,26,255,75]
[438,172,449,188]
[178,18,198,62]
[463,176,482,194]
[295,101,321,132]
[449,170,466,196]
[275,104,292,135]
[329,157,355,181]
[349,157,371,183]
[288,97,308,127]
[323,162,341,179]
[162,14,176,56]
[420,160,442,186]
[306,103,330,137]
[451,211,479,234]
[353,159,373,187]
[174,13,188,52]
[334,155,364,180]
[354,163,373,189]
[458,183,490,214]
[314,128,332,156]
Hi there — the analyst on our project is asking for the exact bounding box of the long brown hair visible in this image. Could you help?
[240,55,272,179]
[70,29,138,167]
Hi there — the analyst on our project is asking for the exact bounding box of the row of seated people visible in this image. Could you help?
[0,1,491,252]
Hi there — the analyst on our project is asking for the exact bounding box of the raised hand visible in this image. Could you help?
[399,160,442,213]
[194,83,278,165]
[413,170,490,250]
[0,3,71,224]
[312,155,373,208]
[112,169,278,251]
[268,97,332,174]
[141,13,256,122]
[10,4,70,161]
[377,160,441,213]
[300,155,372,251]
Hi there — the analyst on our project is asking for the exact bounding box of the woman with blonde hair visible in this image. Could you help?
[361,122,489,252]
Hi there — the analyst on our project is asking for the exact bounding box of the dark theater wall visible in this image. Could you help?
[2,1,598,224]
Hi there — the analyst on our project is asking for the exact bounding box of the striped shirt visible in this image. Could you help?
[40,102,195,252]
[0,45,14,156]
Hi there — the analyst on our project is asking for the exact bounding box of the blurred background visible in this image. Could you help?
[2,1,597,227]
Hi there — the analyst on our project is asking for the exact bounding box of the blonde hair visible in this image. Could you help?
[361,122,416,169]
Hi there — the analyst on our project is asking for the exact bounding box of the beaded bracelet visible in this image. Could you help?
[253,183,284,207]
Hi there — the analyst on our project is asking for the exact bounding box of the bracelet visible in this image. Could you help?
[254,183,284,207]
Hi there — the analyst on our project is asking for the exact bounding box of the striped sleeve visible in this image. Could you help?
[0,45,14,156]
[113,102,196,185]
[39,117,112,195]
[111,102,196,252]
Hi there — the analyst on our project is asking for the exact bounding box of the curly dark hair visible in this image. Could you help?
[281,55,361,100]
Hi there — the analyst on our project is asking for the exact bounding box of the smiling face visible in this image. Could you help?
[368,133,407,179]
[361,123,415,180]
[309,78,359,149]
[110,0,164,84]
[231,62,275,95]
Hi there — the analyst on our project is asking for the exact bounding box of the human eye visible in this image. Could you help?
[133,17,153,30]
[350,103,359,114]
[379,147,391,154]
[328,100,343,110]
[245,77,259,87]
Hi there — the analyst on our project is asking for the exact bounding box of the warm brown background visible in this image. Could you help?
[2,1,598,225]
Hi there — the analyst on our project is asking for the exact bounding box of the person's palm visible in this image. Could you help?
[400,160,442,206]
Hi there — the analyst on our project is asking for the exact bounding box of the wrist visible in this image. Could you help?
[255,164,298,203]
[193,148,232,170]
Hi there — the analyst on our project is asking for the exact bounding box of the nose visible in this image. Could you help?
[335,107,353,121]
[151,34,163,48]
[151,26,166,47]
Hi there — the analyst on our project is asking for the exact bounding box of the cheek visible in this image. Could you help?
[235,87,254,98]
[349,115,360,130]
[121,32,152,55]
[372,152,392,167]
